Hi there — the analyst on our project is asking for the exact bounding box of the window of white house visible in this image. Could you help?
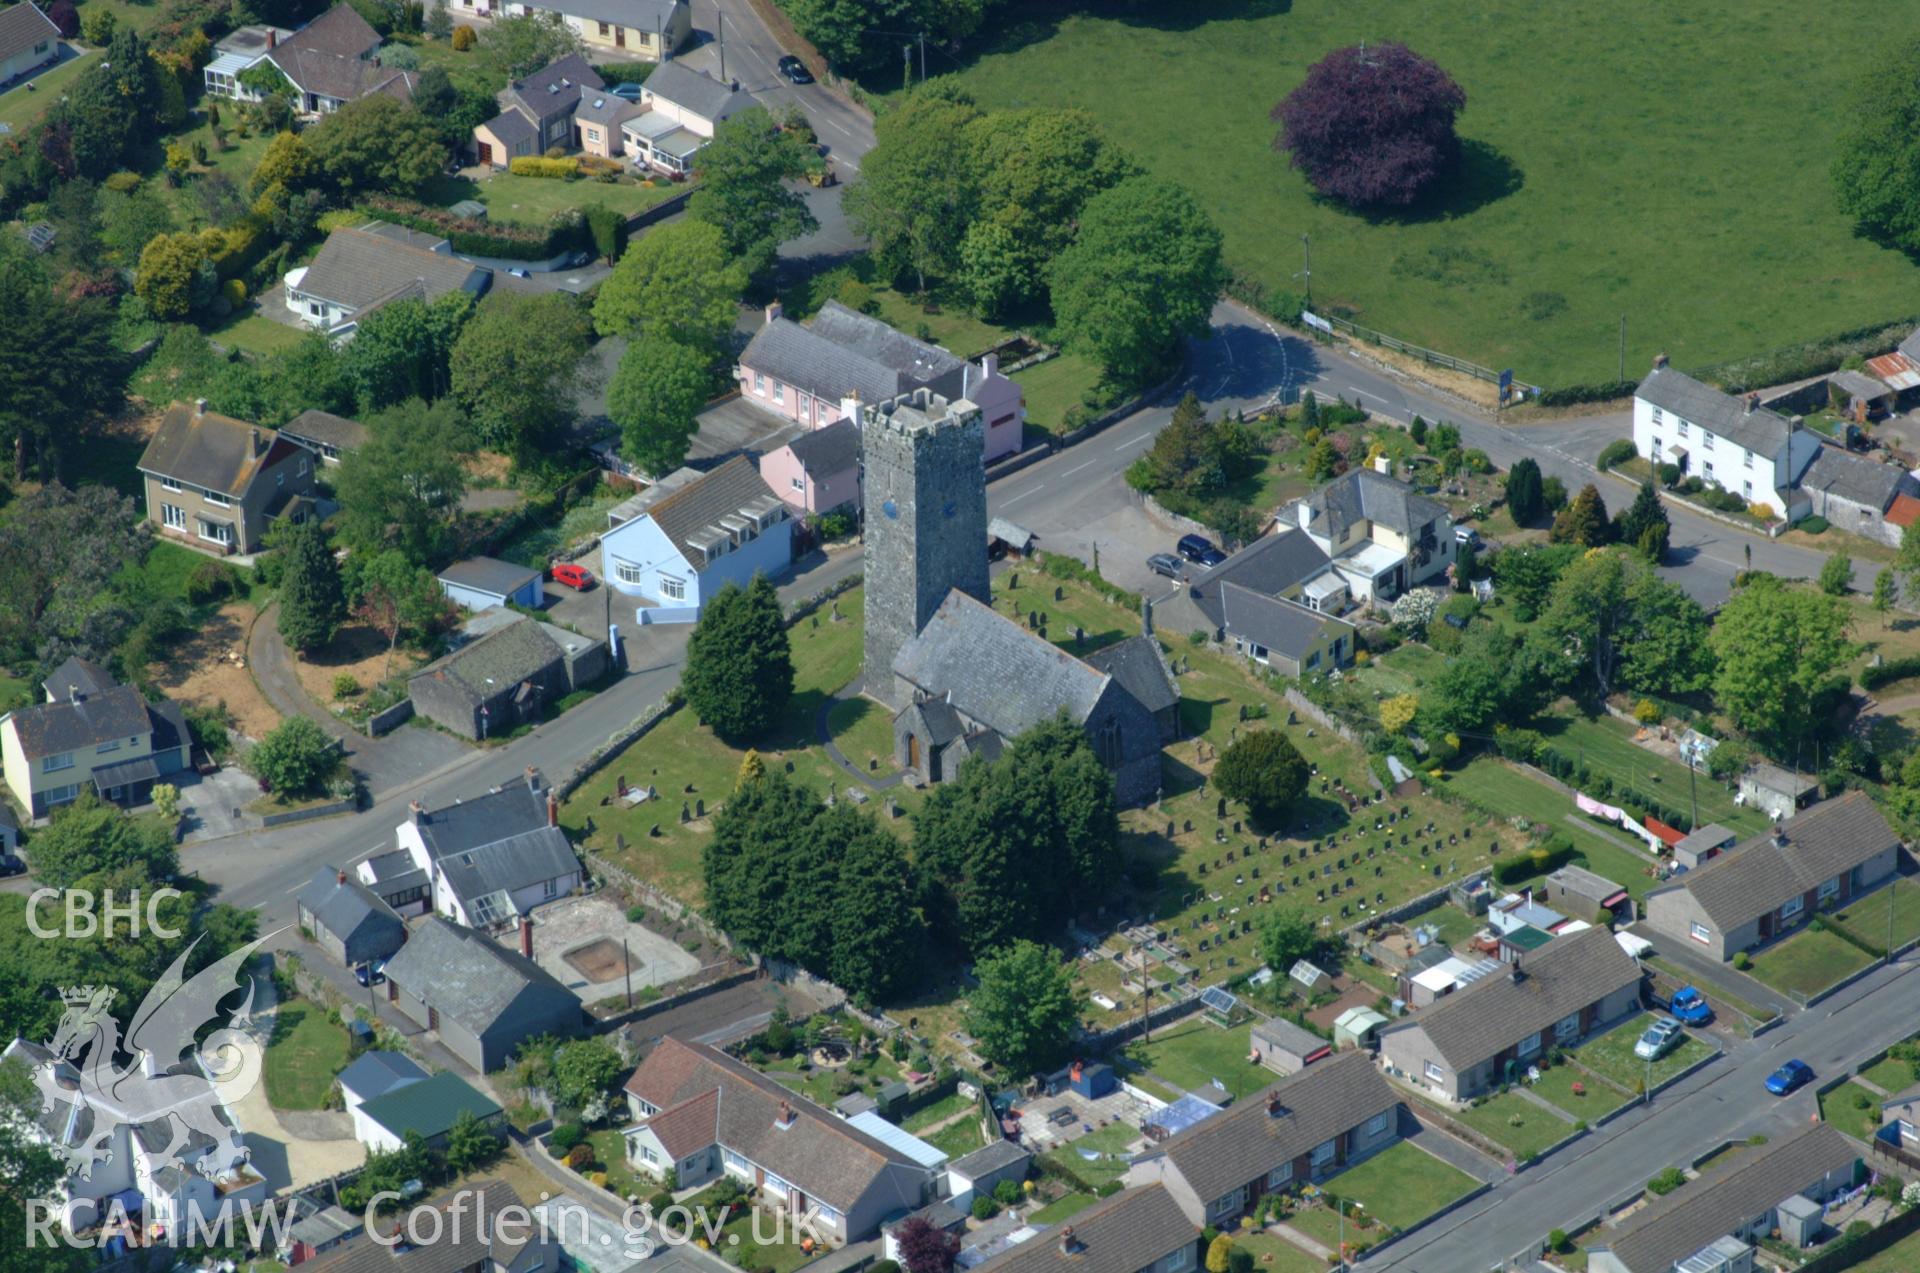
[722,1148,752,1175]
[96,739,120,754]
[1902,1119,1918,1143]
[1652,436,1662,455]
[639,1144,657,1163]
[1424,1061,1444,1082]
[1702,433,1714,450]
[1677,419,1688,437]
[1780,895,1805,920]
[543,877,559,898]
[44,783,80,806]
[1743,481,1754,499]
[614,560,644,585]
[587,126,600,141]
[661,576,686,602]
[1818,876,1841,901]
[598,19,609,33]
[1652,407,1664,422]
[309,302,323,317]
[1310,1140,1337,1168]
[1689,921,1710,944]
[1516,1032,1542,1059]
[1703,462,1715,481]
[162,504,186,530]
[1743,451,1753,468]
[1306,650,1321,670]
[1365,1112,1389,1136]
[1267,1162,1293,1189]
[42,752,74,773]
[160,476,182,492]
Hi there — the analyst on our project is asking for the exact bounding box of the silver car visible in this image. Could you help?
[1633,1015,1684,1061]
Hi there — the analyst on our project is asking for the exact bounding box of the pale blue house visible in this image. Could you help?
[599,456,792,620]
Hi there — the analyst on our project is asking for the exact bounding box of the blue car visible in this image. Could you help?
[1669,986,1714,1026]
[1765,1059,1813,1095]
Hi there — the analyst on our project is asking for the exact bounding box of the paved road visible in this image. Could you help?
[1363,952,1920,1271]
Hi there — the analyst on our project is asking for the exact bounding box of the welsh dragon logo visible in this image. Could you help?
[30,932,280,1181]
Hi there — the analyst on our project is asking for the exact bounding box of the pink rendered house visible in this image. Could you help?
[735,301,1024,464]
[760,419,860,517]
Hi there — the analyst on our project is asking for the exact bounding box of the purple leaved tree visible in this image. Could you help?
[1272,42,1466,209]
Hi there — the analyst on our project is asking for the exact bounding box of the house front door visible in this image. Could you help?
[615,25,625,46]
[477,141,492,166]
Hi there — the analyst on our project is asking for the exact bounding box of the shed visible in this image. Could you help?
[449,199,488,220]
[845,1110,949,1171]
[987,517,1036,557]
[1829,369,1894,418]
[1249,1017,1332,1075]
[1332,1006,1388,1050]
[437,556,545,612]
[834,1091,878,1119]
[1738,764,1818,822]
[1497,925,1555,963]
[1069,1062,1115,1099]
[1777,1193,1823,1247]
[1671,823,1737,870]
[1547,864,1633,922]
[944,1139,1030,1211]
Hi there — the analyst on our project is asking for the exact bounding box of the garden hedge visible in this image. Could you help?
[357,195,584,261]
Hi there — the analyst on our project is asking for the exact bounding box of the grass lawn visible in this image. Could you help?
[1538,713,1768,837]
[922,1115,988,1158]
[934,0,1920,388]
[1829,879,1920,957]
[1122,1021,1271,1102]
[1442,1090,1574,1161]
[1011,350,1104,435]
[901,1089,975,1133]
[1039,1121,1138,1190]
[826,696,897,773]
[1444,757,1662,898]
[1530,1063,1629,1121]
[1746,926,1876,1000]
[1573,1014,1715,1092]
[420,170,685,224]
[584,1128,651,1202]
[711,1204,814,1273]
[1228,1231,1332,1273]
[1831,1226,1920,1273]
[208,310,308,357]
[1861,1054,1917,1095]
[0,50,100,132]
[1323,1140,1480,1232]
[1029,1192,1098,1223]
[78,0,170,33]
[262,1002,348,1110]
[1819,1079,1886,1141]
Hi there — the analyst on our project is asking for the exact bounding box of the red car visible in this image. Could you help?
[549,562,595,591]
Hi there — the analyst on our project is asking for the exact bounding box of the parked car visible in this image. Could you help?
[1633,1016,1684,1061]
[1177,533,1227,567]
[0,855,24,879]
[1147,553,1185,580]
[550,562,595,592]
[1454,525,1481,547]
[609,81,644,101]
[508,267,532,279]
[1765,1059,1814,1095]
[778,55,813,84]
[355,959,386,987]
[1668,986,1713,1026]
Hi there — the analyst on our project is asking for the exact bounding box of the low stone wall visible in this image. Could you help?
[261,794,360,827]
[1140,492,1215,542]
[1057,369,1182,448]
[626,188,693,232]
[581,845,728,951]
[594,964,761,1034]
[367,699,414,736]
[553,698,676,801]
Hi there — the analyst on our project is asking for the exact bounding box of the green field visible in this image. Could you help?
[1539,713,1767,837]
[1227,1232,1333,1273]
[1574,1014,1715,1091]
[208,311,308,357]
[1746,925,1876,1000]
[1323,1140,1480,1232]
[1039,1120,1138,1190]
[1445,757,1662,898]
[1861,1054,1917,1096]
[933,0,1920,388]
[0,51,101,132]
[826,696,897,773]
[262,1002,348,1110]
[1011,351,1104,435]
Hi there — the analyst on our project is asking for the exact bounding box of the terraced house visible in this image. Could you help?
[970,1185,1199,1273]
[1642,790,1902,961]
[137,401,319,554]
[1124,1050,1404,1226]
[622,1038,936,1244]
[1378,926,1643,1102]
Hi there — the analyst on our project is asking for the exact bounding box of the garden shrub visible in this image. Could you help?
[1862,657,1920,691]
[451,23,475,48]
[971,1196,997,1220]
[1733,951,1752,970]
[1647,1167,1686,1196]
[1800,514,1830,534]
[549,1122,585,1153]
[1536,380,1637,408]
[511,156,581,179]
[1596,439,1637,470]
[358,194,583,260]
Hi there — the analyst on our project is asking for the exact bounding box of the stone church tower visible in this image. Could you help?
[862,388,990,704]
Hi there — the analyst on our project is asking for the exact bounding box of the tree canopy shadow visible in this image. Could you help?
[1351,138,1525,227]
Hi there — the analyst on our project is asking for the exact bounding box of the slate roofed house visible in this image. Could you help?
[335,1050,427,1118]
[355,848,431,917]
[1183,528,1339,619]
[1586,1123,1859,1273]
[1287,469,1455,603]
[621,1037,939,1243]
[389,767,585,924]
[969,1185,1199,1273]
[0,664,190,818]
[473,53,603,168]
[889,589,1164,805]
[381,915,582,1072]
[279,409,367,464]
[1632,355,1831,521]
[1125,1050,1403,1227]
[619,58,752,174]
[504,0,690,61]
[1216,582,1356,679]
[1796,444,1920,546]
[761,417,862,517]
[1378,925,1643,1103]
[438,556,546,612]
[1738,763,1820,821]
[1084,633,1181,744]
[262,5,415,114]
[0,2,61,88]
[736,300,1026,464]
[408,614,609,742]
[301,1179,561,1273]
[284,225,490,335]
[138,400,320,555]
[352,1069,506,1153]
[598,454,792,614]
[1642,789,1902,962]
[296,867,406,969]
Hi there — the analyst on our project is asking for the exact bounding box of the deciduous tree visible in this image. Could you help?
[450,291,595,457]
[1258,908,1319,976]
[305,96,447,196]
[590,219,746,349]
[964,106,1135,301]
[687,107,818,280]
[342,292,475,411]
[964,939,1083,1076]
[1819,551,1854,597]
[248,716,337,794]
[1832,38,1920,253]
[1711,575,1852,749]
[682,574,794,741]
[0,484,146,668]
[607,333,713,479]
[1272,42,1465,208]
[134,230,217,319]
[333,399,469,564]
[22,794,179,890]
[896,1215,961,1273]
[478,9,580,79]
[844,93,982,293]
[348,549,451,675]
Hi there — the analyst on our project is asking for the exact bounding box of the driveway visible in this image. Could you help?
[177,765,267,844]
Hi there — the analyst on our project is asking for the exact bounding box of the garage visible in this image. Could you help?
[437,556,545,613]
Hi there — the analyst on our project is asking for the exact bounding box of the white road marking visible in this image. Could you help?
[1118,433,1154,450]
[1353,388,1395,405]
[1000,483,1045,507]
[1061,458,1100,478]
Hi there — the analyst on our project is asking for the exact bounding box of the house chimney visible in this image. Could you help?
[1141,596,1154,637]
[1652,353,1669,370]
[1058,1226,1080,1256]
[250,427,263,456]
[1510,960,1527,985]
[195,397,208,414]
[520,914,533,959]
[547,792,559,827]
[337,869,346,886]
[410,800,426,825]
[267,28,276,46]
[776,1101,795,1128]
[525,764,543,794]
[765,301,783,324]
[67,683,80,703]
[1745,393,1759,415]
[1773,827,1790,850]
[983,352,999,378]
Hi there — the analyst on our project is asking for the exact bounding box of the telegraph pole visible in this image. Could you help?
[918,31,926,84]
[715,10,723,78]
[1300,234,1312,309]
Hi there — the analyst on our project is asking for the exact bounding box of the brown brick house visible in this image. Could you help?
[137,401,318,554]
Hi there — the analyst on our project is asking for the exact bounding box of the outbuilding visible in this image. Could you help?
[437,556,545,612]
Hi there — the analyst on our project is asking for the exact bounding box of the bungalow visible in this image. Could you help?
[296,867,406,969]
[0,2,60,88]
[1586,1124,1858,1273]
[968,1185,1199,1273]
[622,1037,938,1244]
[1642,790,1902,962]
[438,556,545,612]
[943,1140,1032,1214]
[284,224,490,335]
[386,768,585,926]
[408,614,609,741]
[204,6,416,113]
[598,454,792,614]
[473,53,605,168]
[736,300,1024,463]
[352,1069,505,1153]
[138,400,319,554]
[1124,1050,1403,1227]
[0,661,190,817]
[1285,469,1455,604]
[380,915,582,1072]
[300,1180,561,1272]
[619,58,752,174]
[1216,582,1355,678]
[336,1050,428,1127]
[504,0,690,60]
[1378,926,1643,1103]
[760,417,861,518]
[890,589,1165,806]
[280,408,367,464]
